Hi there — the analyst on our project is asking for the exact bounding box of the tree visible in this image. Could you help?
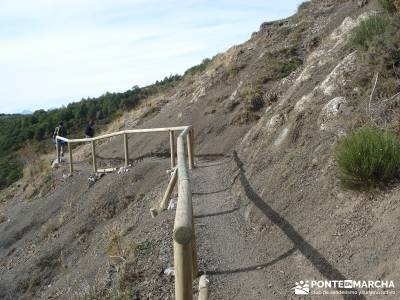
[34,125,46,140]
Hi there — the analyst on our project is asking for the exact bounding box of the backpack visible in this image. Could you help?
[85,125,94,137]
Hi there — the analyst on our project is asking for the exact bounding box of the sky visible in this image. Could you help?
[0,0,303,114]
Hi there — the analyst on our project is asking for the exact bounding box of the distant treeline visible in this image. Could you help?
[0,74,182,189]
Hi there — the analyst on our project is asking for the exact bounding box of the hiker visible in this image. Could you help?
[53,121,67,162]
[85,120,95,138]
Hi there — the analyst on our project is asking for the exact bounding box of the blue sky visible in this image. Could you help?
[0,0,303,114]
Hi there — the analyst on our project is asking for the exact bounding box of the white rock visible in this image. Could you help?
[51,160,60,169]
[168,198,177,210]
[319,97,347,131]
[319,52,356,96]
[274,127,289,146]
[164,267,175,276]
[294,93,313,113]
[266,114,284,133]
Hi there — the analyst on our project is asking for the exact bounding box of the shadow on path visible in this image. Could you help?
[195,206,239,219]
[194,157,233,169]
[232,151,364,300]
[96,150,170,163]
[208,247,297,276]
[193,186,232,196]
[193,172,240,196]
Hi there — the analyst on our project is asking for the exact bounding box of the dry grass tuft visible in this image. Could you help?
[40,215,64,239]
[18,144,54,199]
[240,85,265,112]
[106,227,137,265]
[0,212,6,224]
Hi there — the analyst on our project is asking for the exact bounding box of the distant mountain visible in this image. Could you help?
[20,110,32,115]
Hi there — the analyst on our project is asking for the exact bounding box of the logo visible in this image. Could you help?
[293,281,310,295]
[292,279,396,296]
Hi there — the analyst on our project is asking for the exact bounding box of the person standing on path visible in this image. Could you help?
[53,121,67,163]
[85,120,96,138]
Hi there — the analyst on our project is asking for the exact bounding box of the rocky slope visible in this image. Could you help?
[1,0,400,299]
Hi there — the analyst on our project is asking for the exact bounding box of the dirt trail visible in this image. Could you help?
[191,156,375,300]
[192,156,280,299]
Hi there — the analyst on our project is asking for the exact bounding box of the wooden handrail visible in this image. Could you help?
[55,125,198,299]
[173,125,198,300]
[173,128,193,244]
[56,126,189,144]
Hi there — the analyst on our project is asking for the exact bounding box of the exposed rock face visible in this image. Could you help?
[318,96,348,132]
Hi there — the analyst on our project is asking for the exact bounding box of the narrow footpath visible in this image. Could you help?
[192,157,279,299]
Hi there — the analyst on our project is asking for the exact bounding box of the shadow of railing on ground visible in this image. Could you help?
[194,206,240,219]
[208,247,296,276]
[232,151,365,300]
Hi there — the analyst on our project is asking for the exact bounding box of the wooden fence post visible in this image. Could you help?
[91,140,97,173]
[170,130,176,168]
[174,133,194,299]
[174,241,193,300]
[187,129,194,169]
[68,142,73,174]
[158,168,178,212]
[124,133,129,167]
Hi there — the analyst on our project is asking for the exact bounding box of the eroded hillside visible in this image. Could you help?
[1,0,400,299]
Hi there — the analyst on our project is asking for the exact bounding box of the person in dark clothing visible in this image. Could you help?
[85,120,95,138]
[52,121,67,162]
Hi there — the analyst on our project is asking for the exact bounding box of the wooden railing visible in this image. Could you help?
[56,126,206,300]
[56,126,193,173]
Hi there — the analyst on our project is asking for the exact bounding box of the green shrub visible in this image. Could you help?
[263,47,303,81]
[350,14,400,99]
[362,14,400,64]
[184,58,211,76]
[378,0,398,13]
[280,57,303,77]
[223,64,242,78]
[335,127,400,189]
[240,86,264,111]
[298,1,311,12]
[350,15,390,51]
[0,156,22,190]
